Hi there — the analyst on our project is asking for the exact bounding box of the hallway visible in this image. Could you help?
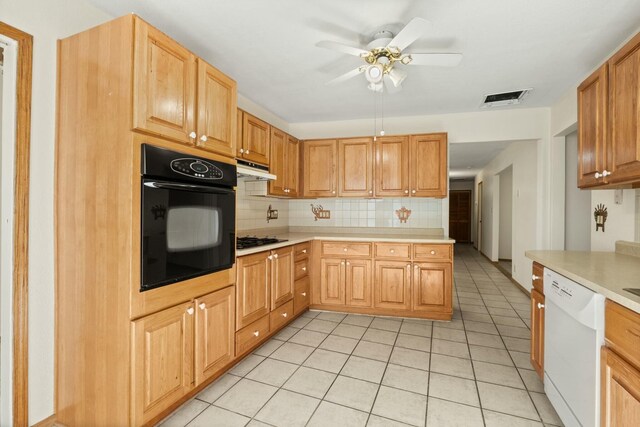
[160,244,562,427]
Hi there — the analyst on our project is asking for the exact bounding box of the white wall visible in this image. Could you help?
[498,166,513,260]
[475,141,538,289]
[591,189,636,251]
[1,1,112,423]
[564,132,591,251]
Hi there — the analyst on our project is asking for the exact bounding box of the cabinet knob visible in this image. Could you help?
[594,171,602,178]
[406,264,411,270]
[346,261,350,266]
[602,170,611,177]
[186,307,194,315]
[532,274,541,281]
[302,249,307,254]
[537,303,545,309]
[390,249,395,253]
[302,267,307,271]
[301,292,307,297]
[268,255,273,260]
[253,330,260,337]
[240,148,245,154]
[369,190,373,194]
[199,303,206,310]
[404,190,409,194]
[273,253,279,259]
[200,135,208,142]
[412,190,416,194]
[189,131,196,139]
[343,248,348,252]
[332,190,336,194]
[246,149,250,154]
[430,250,436,255]
[341,261,345,265]
[281,312,288,318]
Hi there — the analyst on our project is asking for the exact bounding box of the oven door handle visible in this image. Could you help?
[144,180,234,194]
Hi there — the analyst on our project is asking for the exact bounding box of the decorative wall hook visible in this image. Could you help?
[594,203,608,232]
[311,204,331,220]
[395,206,412,223]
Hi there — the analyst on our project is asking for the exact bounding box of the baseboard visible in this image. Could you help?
[477,250,529,296]
[32,414,57,427]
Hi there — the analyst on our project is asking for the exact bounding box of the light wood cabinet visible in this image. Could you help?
[269,131,299,197]
[270,300,294,331]
[412,262,452,314]
[196,59,237,157]
[236,251,271,330]
[131,302,194,426]
[410,133,447,197]
[194,287,235,385]
[294,276,311,315]
[375,136,410,197]
[271,246,294,310]
[286,135,300,197]
[303,139,338,197]
[530,289,545,380]
[601,347,640,427]
[339,138,374,197]
[345,259,372,307]
[133,21,197,144]
[238,111,270,165]
[236,314,270,356]
[374,260,411,310]
[320,258,346,305]
[578,64,608,188]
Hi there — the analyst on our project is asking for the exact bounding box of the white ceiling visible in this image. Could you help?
[449,141,517,179]
[90,0,640,123]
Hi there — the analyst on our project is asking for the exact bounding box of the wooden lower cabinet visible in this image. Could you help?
[236,314,270,356]
[346,259,372,307]
[374,261,411,310]
[601,347,640,426]
[131,302,194,426]
[195,287,235,385]
[270,300,294,331]
[320,258,346,305]
[294,276,311,315]
[412,262,452,314]
[271,246,294,309]
[236,251,271,329]
[530,289,545,379]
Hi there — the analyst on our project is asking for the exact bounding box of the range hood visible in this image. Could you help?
[236,160,276,181]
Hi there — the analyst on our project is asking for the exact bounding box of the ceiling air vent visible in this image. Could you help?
[481,89,532,108]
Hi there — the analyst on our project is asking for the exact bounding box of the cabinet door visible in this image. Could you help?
[339,138,374,197]
[196,59,237,157]
[133,20,196,144]
[578,64,608,188]
[410,134,448,197]
[242,112,270,165]
[601,347,640,427]
[286,135,300,197]
[271,246,294,310]
[303,140,338,197]
[608,33,640,184]
[345,259,372,307]
[374,261,411,310]
[131,302,194,426]
[236,109,244,157]
[375,136,409,197]
[320,258,346,305]
[268,127,288,196]
[236,252,271,330]
[412,262,452,314]
[294,277,311,315]
[195,287,235,385]
[530,289,545,380]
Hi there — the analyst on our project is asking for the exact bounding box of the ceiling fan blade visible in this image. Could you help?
[404,53,463,67]
[326,66,366,86]
[383,75,402,94]
[316,40,370,58]
[386,17,430,52]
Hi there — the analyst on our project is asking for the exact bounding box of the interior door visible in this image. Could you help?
[410,134,448,197]
[449,190,472,243]
[338,137,374,197]
[375,136,409,197]
[236,252,270,329]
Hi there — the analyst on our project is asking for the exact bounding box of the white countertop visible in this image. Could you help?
[237,232,455,257]
[526,250,640,314]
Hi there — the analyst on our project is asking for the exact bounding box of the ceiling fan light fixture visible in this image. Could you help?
[400,55,413,65]
[388,68,407,87]
[367,82,384,92]
[365,64,384,84]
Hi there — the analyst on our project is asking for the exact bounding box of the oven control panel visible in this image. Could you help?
[170,159,223,180]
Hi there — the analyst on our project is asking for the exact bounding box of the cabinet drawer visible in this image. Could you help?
[532,262,544,294]
[295,259,309,280]
[375,243,411,259]
[235,314,269,356]
[294,242,311,260]
[413,244,452,261]
[294,277,311,315]
[322,241,372,258]
[270,300,294,331]
[605,300,640,369]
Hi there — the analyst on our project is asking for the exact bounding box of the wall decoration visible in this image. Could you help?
[594,203,608,232]
[266,204,279,223]
[311,204,331,220]
[395,206,412,223]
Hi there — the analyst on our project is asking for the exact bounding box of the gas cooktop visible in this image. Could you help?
[236,236,288,250]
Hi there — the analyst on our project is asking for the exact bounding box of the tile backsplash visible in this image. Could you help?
[236,179,289,232]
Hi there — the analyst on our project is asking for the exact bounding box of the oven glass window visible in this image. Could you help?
[141,179,235,290]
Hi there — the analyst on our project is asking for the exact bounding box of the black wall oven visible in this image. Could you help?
[141,144,236,291]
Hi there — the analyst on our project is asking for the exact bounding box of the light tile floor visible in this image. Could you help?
[160,245,563,427]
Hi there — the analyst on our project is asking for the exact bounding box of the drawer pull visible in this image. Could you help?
[537,303,545,309]
[253,330,260,337]
[282,312,288,318]
[627,329,640,339]
[343,247,348,252]
[302,267,307,271]
[302,249,307,254]
[199,303,206,310]
[430,250,436,255]
[532,274,541,281]
[301,292,307,297]
[390,249,395,253]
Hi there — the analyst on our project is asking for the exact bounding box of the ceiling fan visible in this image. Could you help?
[317,18,462,93]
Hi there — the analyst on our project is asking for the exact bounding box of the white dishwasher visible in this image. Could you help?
[544,268,605,427]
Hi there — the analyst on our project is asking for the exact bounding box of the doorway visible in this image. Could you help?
[449,190,472,242]
[476,181,483,251]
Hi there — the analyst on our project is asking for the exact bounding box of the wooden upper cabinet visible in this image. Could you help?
[271,246,294,310]
[268,127,288,196]
[320,258,345,305]
[196,59,237,157]
[411,134,448,197]
[412,262,452,313]
[339,138,374,197]
[131,302,194,426]
[304,139,338,197]
[578,64,608,188]
[375,136,409,197]
[374,260,411,310]
[345,259,372,307]
[608,32,640,184]
[236,109,243,157]
[236,252,271,330]
[286,135,300,197]
[241,112,270,165]
[194,287,234,385]
[133,19,197,144]
[530,289,545,380]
